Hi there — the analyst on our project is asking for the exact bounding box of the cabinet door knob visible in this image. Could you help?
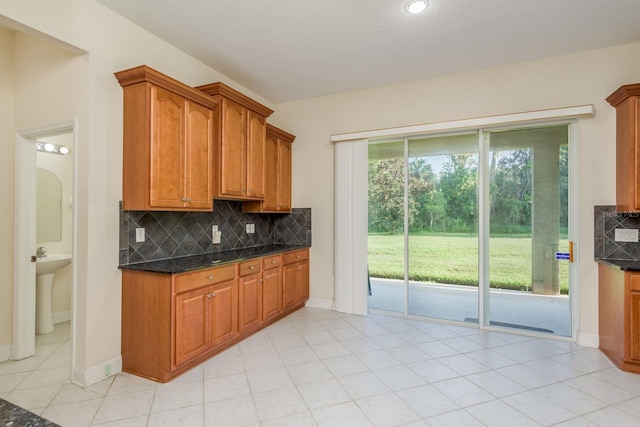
[296,255,300,259]
[296,267,302,271]
[271,260,277,264]
[208,275,214,280]
[211,291,216,297]
[207,293,212,298]
[249,265,255,269]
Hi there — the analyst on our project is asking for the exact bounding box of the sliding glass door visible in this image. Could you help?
[407,133,479,323]
[486,125,571,336]
[368,122,573,337]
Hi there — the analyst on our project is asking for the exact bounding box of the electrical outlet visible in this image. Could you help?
[135,228,145,242]
[615,228,639,242]
[212,231,222,244]
[246,223,255,234]
[212,225,218,233]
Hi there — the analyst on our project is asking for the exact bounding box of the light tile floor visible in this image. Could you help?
[2,309,640,426]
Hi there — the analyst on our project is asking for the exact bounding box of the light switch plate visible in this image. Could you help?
[135,228,145,243]
[615,228,639,242]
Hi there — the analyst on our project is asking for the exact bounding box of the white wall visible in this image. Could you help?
[270,41,640,343]
[0,0,274,385]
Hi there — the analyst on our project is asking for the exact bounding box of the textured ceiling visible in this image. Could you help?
[98,0,640,103]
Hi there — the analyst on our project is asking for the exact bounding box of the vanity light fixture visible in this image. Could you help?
[37,142,70,155]
[405,0,428,14]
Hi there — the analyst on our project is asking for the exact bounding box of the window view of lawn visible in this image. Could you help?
[368,233,569,295]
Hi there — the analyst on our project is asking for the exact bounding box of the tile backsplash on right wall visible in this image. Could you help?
[594,205,640,261]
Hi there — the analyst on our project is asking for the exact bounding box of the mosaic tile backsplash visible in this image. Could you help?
[594,205,640,261]
[119,200,311,265]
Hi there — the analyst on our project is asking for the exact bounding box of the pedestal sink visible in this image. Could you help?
[35,254,71,334]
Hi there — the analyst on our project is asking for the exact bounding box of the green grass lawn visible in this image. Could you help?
[368,233,569,294]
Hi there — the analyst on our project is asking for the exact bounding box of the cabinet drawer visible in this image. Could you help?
[283,249,308,265]
[175,264,236,294]
[239,259,261,277]
[263,255,282,270]
[630,274,640,291]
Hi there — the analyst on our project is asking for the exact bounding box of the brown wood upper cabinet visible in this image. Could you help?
[244,124,295,213]
[196,82,274,200]
[115,65,217,211]
[607,83,640,212]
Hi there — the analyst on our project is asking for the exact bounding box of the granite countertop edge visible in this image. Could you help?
[595,257,640,271]
[119,244,310,274]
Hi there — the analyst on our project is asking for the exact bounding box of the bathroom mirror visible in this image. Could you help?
[37,167,62,242]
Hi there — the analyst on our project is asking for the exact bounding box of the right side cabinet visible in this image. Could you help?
[598,263,640,373]
[283,249,310,310]
[606,83,640,212]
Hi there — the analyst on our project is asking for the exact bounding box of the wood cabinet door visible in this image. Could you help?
[238,273,262,333]
[294,260,309,303]
[220,98,247,197]
[175,287,209,366]
[246,110,266,198]
[262,133,279,211]
[282,263,297,310]
[209,279,238,348]
[184,100,213,209]
[277,140,292,211]
[262,267,282,322]
[150,86,185,208]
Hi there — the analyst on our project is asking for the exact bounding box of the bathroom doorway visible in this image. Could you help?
[13,122,77,371]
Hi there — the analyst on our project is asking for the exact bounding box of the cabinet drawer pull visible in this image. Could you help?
[296,267,302,270]
[249,265,255,269]
[208,275,214,280]
[296,255,301,259]
[271,260,277,264]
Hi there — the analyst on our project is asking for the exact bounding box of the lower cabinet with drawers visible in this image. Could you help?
[121,248,309,382]
[598,262,640,373]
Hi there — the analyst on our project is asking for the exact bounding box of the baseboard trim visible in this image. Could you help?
[305,298,334,310]
[72,355,122,387]
[0,345,10,363]
[53,310,72,324]
[578,332,599,348]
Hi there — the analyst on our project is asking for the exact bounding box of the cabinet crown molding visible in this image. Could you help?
[115,65,218,109]
[196,82,274,118]
[267,124,296,142]
[607,83,640,108]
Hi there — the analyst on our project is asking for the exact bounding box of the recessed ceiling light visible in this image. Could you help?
[405,0,428,14]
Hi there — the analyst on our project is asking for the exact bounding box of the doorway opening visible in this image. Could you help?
[13,122,77,378]
[367,122,574,338]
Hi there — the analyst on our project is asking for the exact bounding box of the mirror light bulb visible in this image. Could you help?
[59,146,69,155]
[44,143,55,152]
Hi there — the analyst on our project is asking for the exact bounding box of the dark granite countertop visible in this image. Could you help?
[119,244,310,274]
[595,258,640,272]
[0,398,60,426]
